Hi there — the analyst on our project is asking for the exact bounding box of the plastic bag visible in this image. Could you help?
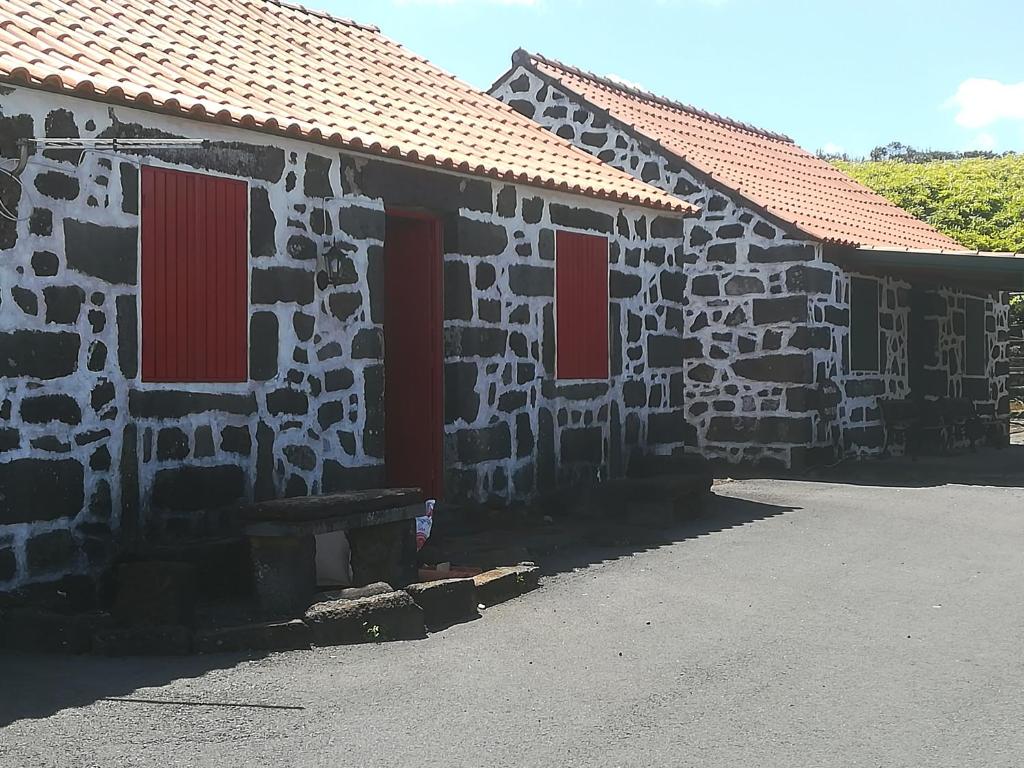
[416,499,435,551]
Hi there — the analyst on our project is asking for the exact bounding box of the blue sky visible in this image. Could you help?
[313,0,1024,158]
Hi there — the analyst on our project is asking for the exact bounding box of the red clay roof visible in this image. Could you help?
[0,1,693,215]
[519,51,962,251]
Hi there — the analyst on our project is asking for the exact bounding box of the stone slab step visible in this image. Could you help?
[304,590,425,645]
[404,578,479,630]
[473,565,540,607]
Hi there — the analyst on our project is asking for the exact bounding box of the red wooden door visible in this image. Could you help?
[383,212,444,499]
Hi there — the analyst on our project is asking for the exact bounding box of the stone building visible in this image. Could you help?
[0,2,697,592]
[491,50,1024,467]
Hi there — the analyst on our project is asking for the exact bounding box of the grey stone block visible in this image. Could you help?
[404,578,479,630]
[473,565,540,607]
[304,590,425,645]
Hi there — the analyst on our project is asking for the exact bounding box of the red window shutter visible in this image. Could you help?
[141,167,248,383]
[555,231,609,380]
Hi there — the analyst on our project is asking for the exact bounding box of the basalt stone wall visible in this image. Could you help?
[0,85,686,591]
[491,66,830,468]
[819,267,1009,457]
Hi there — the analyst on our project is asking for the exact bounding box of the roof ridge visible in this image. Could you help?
[259,0,379,33]
[515,48,794,145]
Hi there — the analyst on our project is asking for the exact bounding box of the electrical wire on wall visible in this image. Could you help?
[0,158,32,222]
[1,137,208,222]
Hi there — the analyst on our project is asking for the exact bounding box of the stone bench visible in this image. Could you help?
[236,488,424,615]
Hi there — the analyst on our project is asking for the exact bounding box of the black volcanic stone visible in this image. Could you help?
[508,264,553,297]
[338,205,385,241]
[445,362,479,424]
[716,223,744,239]
[12,286,38,316]
[287,234,317,261]
[249,311,279,381]
[445,326,507,358]
[116,295,138,378]
[648,335,702,367]
[725,274,765,295]
[20,394,81,425]
[0,458,84,523]
[650,215,685,239]
[707,415,812,445]
[128,390,257,418]
[31,250,59,277]
[120,162,139,214]
[475,262,496,291]
[497,186,517,218]
[732,353,812,384]
[324,368,354,392]
[43,285,84,325]
[753,296,808,324]
[605,270,640,299]
[29,208,52,236]
[284,444,317,471]
[691,274,720,296]
[456,423,511,463]
[749,243,815,263]
[689,226,712,247]
[351,328,382,359]
[521,196,543,224]
[707,243,737,263]
[560,427,602,463]
[64,220,138,284]
[455,218,508,256]
[86,341,106,372]
[156,427,190,461]
[250,186,277,258]
[26,529,77,574]
[785,265,833,294]
[303,153,334,197]
[251,267,315,305]
[328,291,362,321]
[660,271,687,304]
[34,170,79,200]
[647,411,697,446]
[267,388,308,415]
[151,465,245,512]
[548,204,613,234]
[754,221,777,238]
[221,425,252,455]
[444,260,472,321]
[789,326,832,350]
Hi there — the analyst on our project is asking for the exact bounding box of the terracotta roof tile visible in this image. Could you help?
[0,1,693,214]
[519,51,960,251]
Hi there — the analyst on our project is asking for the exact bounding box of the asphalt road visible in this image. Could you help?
[3,474,1024,767]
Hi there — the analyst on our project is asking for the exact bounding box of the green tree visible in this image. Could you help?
[834,151,1024,325]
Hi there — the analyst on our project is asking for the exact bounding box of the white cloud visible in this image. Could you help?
[946,78,1024,129]
[820,142,845,155]
[605,73,648,92]
[967,131,998,151]
[392,0,539,5]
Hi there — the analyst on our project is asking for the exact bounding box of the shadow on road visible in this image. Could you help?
[0,648,281,729]
[791,444,1024,489]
